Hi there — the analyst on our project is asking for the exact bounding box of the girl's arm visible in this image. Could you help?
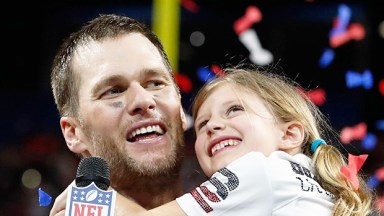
[114,192,186,216]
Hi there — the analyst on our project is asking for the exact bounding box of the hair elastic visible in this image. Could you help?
[311,138,327,153]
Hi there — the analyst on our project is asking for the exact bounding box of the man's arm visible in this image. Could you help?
[48,181,186,216]
[49,184,69,216]
[115,192,186,216]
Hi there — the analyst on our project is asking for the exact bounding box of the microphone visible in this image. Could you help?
[65,156,116,216]
[76,156,110,190]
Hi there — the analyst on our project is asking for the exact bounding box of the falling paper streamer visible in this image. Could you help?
[329,3,351,38]
[319,48,335,68]
[374,195,384,214]
[379,79,384,96]
[233,5,262,35]
[38,187,52,206]
[377,167,384,180]
[197,66,216,83]
[238,29,274,66]
[321,4,351,69]
[367,175,380,189]
[361,133,377,150]
[340,122,367,144]
[296,87,326,106]
[340,154,368,190]
[367,167,384,188]
[174,72,193,93]
[345,69,373,90]
[180,0,199,13]
[197,64,224,83]
[210,64,224,77]
[305,88,326,106]
[233,6,273,66]
[376,119,384,131]
[330,23,365,48]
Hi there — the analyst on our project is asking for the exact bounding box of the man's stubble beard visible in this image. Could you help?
[82,117,185,190]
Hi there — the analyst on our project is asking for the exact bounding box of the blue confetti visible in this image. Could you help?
[376,119,384,131]
[345,69,373,89]
[197,66,216,83]
[319,48,334,68]
[361,133,377,150]
[38,187,52,207]
[366,175,380,189]
[329,4,351,37]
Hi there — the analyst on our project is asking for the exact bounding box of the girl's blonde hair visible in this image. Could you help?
[192,67,377,216]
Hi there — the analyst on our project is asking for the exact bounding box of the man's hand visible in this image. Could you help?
[49,181,72,216]
[49,181,148,216]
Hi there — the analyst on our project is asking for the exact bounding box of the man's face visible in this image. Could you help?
[71,33,187,185]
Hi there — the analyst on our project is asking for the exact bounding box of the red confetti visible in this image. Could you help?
[330,23,365,48]
[374,195,384,213]
[174,72,193,93]
[376,167,384,181]
[180,0,199,13]
[233,5,262,35]
[340,122,367,144]
[340,154,368,190]
[210,64,224,77]
[296,87,326,106]
[379,79,384,96]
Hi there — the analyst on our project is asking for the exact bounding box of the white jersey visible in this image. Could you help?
[176,151,334,215]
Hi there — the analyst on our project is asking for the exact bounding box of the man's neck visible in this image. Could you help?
[117,177,183,209]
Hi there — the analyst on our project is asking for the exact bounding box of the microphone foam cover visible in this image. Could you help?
[75,156,110,190]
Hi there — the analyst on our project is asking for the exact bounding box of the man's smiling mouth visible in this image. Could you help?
[127,125,164,142]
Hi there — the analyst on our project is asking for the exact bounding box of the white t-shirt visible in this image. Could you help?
[176,151,334,215]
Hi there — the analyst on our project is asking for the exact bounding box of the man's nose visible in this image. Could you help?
[125,83,156,115]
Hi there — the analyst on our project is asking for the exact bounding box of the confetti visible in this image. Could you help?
[345,69,373,90]
[38,187,52,207]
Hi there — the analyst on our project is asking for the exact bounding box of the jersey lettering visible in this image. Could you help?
[200,185,221,202]
[218,167,239,191]
[190,188,213,213]
[209,177,228,200]
[290,161,334,199]
[191,167,240,213]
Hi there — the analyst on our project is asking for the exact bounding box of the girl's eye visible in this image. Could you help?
[226,104,244,115]
[196,120,208,132]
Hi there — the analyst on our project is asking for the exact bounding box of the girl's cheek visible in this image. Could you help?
[194,136,205,154]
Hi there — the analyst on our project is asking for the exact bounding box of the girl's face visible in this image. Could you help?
[194,83,286,177]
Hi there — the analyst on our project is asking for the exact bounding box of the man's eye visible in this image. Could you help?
[109,88,123,94]
[102,88,124,97]
[147,81,165,89]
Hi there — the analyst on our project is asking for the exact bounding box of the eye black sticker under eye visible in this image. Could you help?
[111,101,124,108]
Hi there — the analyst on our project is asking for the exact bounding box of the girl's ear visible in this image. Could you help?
[60,117,91,156]
[280,121,305,154]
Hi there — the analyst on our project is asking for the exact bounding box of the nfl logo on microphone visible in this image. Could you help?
[65,182,116,216]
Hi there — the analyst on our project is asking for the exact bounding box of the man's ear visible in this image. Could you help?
[60,116,89,154]
[280,121,305,153]
[180,107,189,132]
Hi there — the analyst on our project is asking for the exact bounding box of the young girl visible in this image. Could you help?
[114,67,376,215]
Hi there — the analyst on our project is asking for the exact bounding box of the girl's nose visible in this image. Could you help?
[205,117,225,135]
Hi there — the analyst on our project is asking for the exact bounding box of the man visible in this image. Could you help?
[49,14,188,215]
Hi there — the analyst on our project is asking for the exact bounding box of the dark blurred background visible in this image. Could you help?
[1,0,383,215]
